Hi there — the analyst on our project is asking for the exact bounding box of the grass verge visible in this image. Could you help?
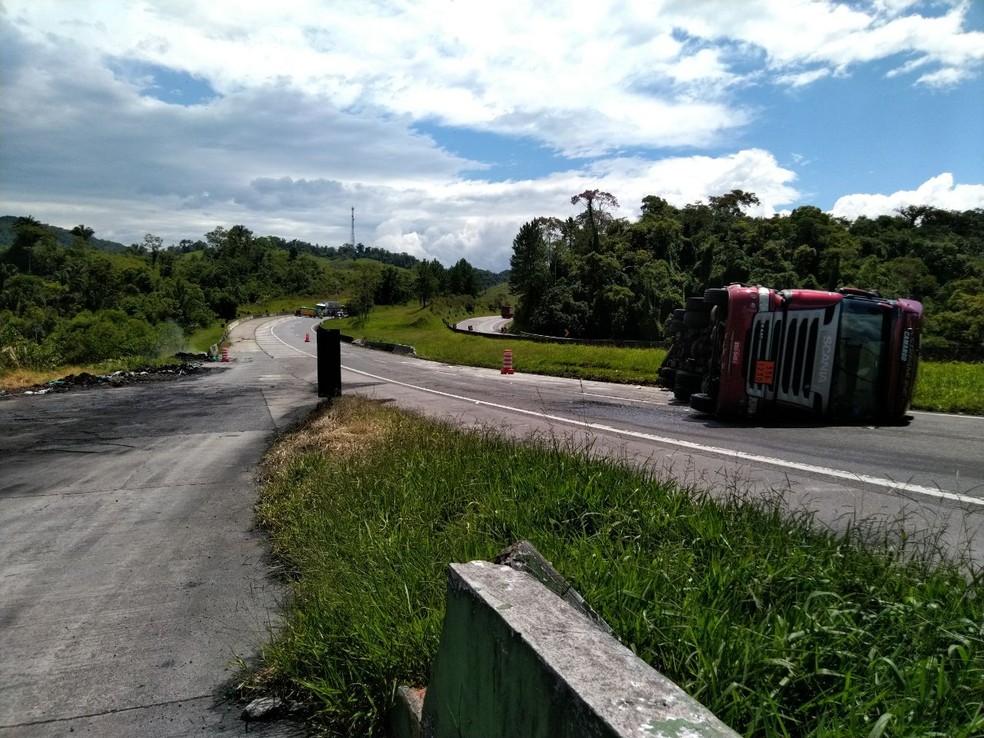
[910,361,984,415]
[255,396,984,737]
[337,303,666,383]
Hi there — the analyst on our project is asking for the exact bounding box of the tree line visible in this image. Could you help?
[509,190,984,349]
[0,217,495,371]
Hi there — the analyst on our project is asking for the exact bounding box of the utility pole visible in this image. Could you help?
[350,207,355,249]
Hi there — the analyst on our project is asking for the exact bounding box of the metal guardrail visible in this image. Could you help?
[443,319,670,349]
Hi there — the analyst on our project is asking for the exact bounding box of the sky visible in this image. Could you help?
[1,0,982,272]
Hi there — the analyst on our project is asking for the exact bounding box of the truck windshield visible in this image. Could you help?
[830,299,889,419]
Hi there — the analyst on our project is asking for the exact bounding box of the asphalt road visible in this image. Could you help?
[453,315,512,334]
[272,315,984,565]
[0,318,312,737]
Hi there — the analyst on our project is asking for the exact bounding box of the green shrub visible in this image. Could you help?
[47,309,170,364]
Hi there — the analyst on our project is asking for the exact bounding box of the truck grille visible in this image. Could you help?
[746,309,829,409]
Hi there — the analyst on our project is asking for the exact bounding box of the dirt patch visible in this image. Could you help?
[264,397,398,472]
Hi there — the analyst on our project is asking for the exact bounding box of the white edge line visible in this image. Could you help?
[340,364,982,508]
[259,327,979,508]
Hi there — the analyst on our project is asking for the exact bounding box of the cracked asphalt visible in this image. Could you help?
[0,319,316,736]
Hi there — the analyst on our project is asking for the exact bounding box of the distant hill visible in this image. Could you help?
[0,215,510,286]
[0,215,129,253]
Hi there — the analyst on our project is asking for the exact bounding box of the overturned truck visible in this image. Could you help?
[659,284,923,423]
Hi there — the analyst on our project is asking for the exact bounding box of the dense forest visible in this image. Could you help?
[3,191,981,374]
[0,216,503,372]
[510,190,984,351]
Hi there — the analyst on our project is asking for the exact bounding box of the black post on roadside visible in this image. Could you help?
[316,326,342,398]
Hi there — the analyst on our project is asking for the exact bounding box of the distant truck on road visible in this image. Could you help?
[295,302,346,318]
[659,284,923,423]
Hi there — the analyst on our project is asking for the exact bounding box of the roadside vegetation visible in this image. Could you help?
[255,396,984,737]
[909,361,984,415]
[0,216,498,389]
[4,199,981,404]
[508,192,983,352]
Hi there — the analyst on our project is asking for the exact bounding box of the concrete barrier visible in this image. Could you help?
[359,339,417,356]
[391,551,740,738]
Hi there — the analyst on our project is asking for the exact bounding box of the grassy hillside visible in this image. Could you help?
[333,302,983,414]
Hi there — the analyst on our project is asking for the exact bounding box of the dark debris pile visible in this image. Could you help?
[2,362,211,398]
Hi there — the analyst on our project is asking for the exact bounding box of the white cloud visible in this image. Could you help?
[10,0,977,156]
[776,68,833,88]
[831,173,984,220]
[1,1,980,273]
[661,0,983,88]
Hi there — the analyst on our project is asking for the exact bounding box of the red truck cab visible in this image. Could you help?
[661,284,923,423]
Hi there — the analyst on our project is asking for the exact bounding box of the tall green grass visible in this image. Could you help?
[255,397,984,737]
[912,362,984,415]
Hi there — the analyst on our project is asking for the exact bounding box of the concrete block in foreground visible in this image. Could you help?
[395,560,739,738]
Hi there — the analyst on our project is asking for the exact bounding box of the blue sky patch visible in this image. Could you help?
[413,123,588,181]
[110,59,219,106]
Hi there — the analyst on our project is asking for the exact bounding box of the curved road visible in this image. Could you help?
[454,315,512,334]
[267,315,984,564]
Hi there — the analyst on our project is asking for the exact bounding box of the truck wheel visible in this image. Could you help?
[689,392,716,414]
[686,296,711,312]
[683,310,711,329]
[673,370,701,402]
[703,288,728,306]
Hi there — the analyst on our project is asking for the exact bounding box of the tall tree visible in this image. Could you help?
[447,258,480,296]
[570,189,619,252]
[4,216,58,275]
[349,261,382,319]
[70,225,94,243]
[509,221,550,324]
[413,259,444,307]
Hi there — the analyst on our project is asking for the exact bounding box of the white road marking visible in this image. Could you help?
[255,318,979,507]
[580,391,665,406]
[909,409,984,421]
[341,364,982,507]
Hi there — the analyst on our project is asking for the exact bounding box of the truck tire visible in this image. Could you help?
[665,320,683,337]
[673,370,701,402]
[686,296,711,312]
[683,310,711,329]
[689,392,716,414]
[703,288,728,306]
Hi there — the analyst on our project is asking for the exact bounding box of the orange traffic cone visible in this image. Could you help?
[304,332,310,343]
[501,349,514,374]
[221,346,230,362]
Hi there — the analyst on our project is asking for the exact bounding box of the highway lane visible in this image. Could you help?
[266,315,984,563]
